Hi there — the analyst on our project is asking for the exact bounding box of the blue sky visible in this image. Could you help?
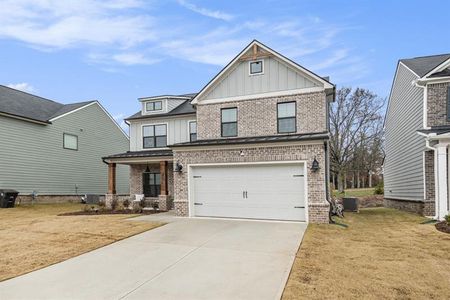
[1,0,449,130]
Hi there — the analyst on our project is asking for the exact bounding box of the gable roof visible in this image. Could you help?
[0,85,96,124]
[125,93,197,121]
[400,54,450,77]
[191,40,334,104]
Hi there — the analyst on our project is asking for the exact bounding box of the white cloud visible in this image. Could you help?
[112,53,161,65]
[6,82,36,93]
[177,0,234,21]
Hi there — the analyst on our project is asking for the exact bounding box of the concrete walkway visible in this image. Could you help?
[0,213,306,300]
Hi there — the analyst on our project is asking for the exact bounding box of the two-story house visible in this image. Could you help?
[0,85,129,202]
[384,54,450,220]
[104,40,335,223]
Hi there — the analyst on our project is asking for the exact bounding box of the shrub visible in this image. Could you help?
[98,199,106,208]
[110,197,118,211]
[122,199,130,209]
[374,182,384,195]
[445,214,450,225]
[139,198,146,209]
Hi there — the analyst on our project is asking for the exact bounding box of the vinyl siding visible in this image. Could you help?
[129,115,196,151]
[202,56,319,100]
[384,63,426,200]
[0,103,129,195]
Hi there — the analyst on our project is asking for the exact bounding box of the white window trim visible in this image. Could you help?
[187,120,197,142]
[145,100,164,113]
[141,122,169,150]
[249,59,264,76]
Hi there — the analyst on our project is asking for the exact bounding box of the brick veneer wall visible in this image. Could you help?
[129,163,174,197]
[196,91,327,140]
[173,142,329,223]
[427,82,450,127]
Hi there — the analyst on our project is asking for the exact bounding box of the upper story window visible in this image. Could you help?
[447,86,450,121]
[221,108,237,137]
[249,60,263,75]
[63,133,78,150]
[146,101,163,112]
[189,121,197,142]
[277,102,296,133]
[143,124,167,148]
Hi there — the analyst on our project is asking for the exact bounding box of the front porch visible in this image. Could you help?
[103,150,174,211]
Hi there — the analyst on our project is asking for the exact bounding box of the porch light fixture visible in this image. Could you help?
[311,157,320,172]
[174,162,183,173]
[145,165,150,173]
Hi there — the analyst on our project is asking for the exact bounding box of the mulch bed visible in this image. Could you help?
[59,209,165,216]
[435,221,450,234]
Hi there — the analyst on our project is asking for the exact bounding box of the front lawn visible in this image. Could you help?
[333,187,376,198]
[0,203,162,282]
[283,208,450,299]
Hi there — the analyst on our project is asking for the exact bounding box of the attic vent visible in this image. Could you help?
[249,60,263,75]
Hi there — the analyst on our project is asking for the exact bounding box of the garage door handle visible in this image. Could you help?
[294,206,305,209]
[194,202,203,206]
[293,175,304,177]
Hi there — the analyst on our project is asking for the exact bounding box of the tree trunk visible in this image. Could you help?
[337,171,344,193]
[368,171,373,188]
[351,172,355,189]
[357,172,360,188]
[344,173,347,189]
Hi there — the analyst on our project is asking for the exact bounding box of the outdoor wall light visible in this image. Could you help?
[239,150,245,156]
[311,157,320,172]
[174,162,183,173]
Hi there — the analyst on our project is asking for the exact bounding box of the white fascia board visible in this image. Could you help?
[423,57,450,78]
[192,40,333,104]
[50,101,129,140]
[197,87,325,105]
[139,96,191,102]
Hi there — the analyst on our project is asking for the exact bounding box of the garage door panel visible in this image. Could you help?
[191,163,306,221]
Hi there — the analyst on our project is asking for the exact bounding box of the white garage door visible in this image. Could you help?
[190,163,306,221]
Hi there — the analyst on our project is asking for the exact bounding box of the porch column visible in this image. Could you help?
[436,144,449,220]
[108,163,117,194]
[158,160,170,211]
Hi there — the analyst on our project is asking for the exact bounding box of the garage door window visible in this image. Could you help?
[221,108,237,137]
[277,102,296,133]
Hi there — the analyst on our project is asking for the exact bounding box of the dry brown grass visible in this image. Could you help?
[283,208,450,300]
[0,203,162,281]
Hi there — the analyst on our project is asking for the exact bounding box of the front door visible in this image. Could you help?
[143,172,161,197]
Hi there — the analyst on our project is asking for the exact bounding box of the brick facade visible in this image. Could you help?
[384,198,435,216]
[129,163,174,198]
[173,142,329,223]
[196,92,327,140]
[427,82,450,127]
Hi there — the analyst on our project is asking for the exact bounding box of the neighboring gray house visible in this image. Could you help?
[104,40,335,223]
[0,85,129,201]
[384,54,450,220]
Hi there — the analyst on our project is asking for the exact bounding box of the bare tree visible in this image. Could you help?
[330,87,384,193]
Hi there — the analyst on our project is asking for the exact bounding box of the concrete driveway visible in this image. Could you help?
[0,213,306,300]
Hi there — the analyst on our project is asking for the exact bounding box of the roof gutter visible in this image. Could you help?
[0,111,51,125]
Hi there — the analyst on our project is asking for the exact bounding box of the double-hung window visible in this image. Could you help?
[143,124,167,148]
[447,86,450,121]
[221,108,237,137]
[277,102,296,133]
[63,133,78,150]
[146,101,162,112]
[189,121,197,142]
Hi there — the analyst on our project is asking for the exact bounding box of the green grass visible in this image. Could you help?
[333,188,375,198]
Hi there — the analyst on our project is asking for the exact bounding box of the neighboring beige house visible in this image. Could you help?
[384,53,450,220]
[104,40,335,223]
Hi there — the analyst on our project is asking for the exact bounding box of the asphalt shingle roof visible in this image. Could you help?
[125,94,197,121]
[400,54,450,77]
[0,85,95,123]
[103,149,173,159]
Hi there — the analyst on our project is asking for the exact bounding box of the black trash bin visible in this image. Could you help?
[0,189,19,208]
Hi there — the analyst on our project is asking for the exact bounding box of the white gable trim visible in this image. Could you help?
[192,40,333,104]
[198,87,325,105]
[423,57,450,78]
[50,101,129,140]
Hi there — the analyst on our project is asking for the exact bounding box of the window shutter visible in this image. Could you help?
[447,86,450,121]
